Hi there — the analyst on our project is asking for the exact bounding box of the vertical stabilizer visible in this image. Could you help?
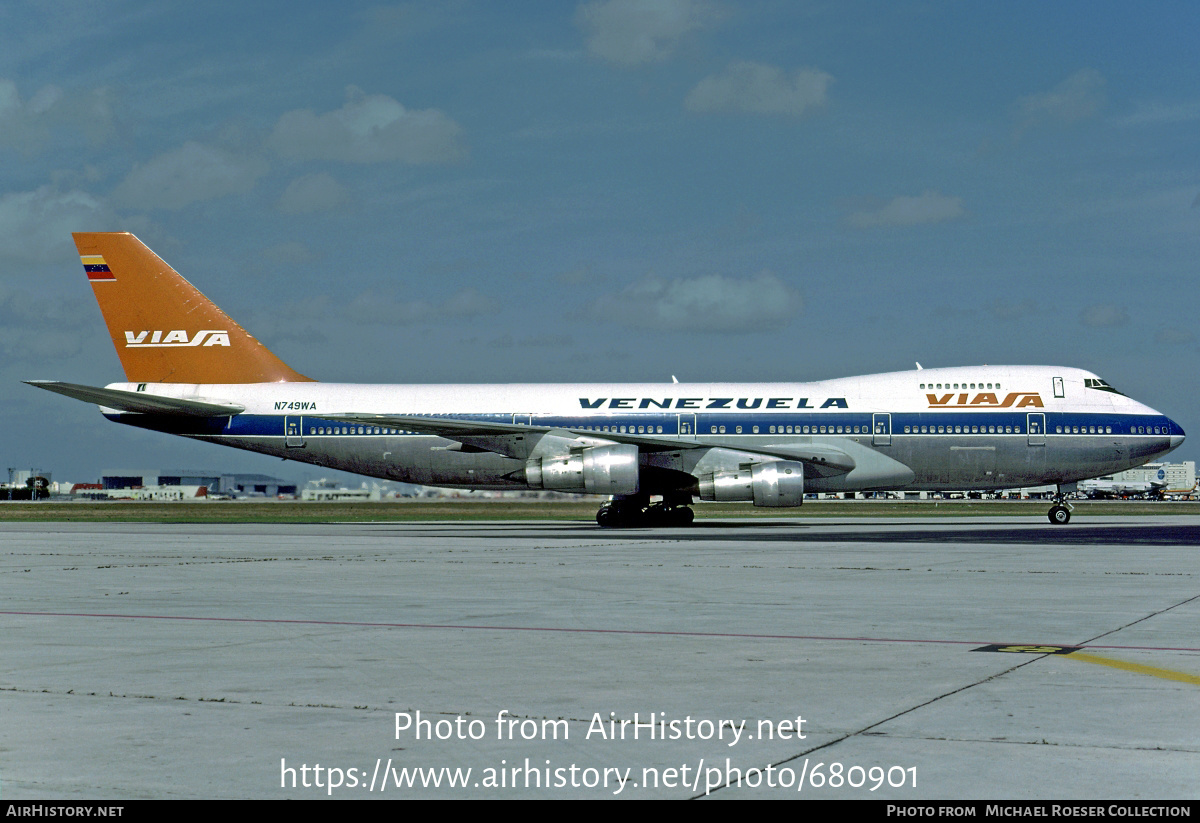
[74,232,313,383]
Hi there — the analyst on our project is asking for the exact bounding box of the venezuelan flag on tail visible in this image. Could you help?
[73,232,314,384]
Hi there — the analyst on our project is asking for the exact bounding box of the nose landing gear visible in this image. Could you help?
[1047,482,1077,525]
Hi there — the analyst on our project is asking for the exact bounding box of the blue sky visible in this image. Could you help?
[2,0,1197,483]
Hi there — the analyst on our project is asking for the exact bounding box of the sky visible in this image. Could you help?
[1,0,1197,484]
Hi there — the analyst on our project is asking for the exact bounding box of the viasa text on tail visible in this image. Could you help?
[29,232,1185,526]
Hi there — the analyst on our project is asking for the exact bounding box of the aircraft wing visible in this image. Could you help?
[327,412,856,474]
[25,381,245,417]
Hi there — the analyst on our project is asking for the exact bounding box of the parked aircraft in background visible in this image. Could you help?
[1077,470,1168,499]
[28,233,1185,526]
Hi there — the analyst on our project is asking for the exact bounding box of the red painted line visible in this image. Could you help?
[3,610,1199,653]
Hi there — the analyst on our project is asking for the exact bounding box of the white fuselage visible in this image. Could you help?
[102,365,1184,495]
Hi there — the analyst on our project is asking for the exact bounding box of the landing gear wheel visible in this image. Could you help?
[597,501,644,528]
[596,496,693,528]
[596,505,616,528]
[1048,505,1071,525]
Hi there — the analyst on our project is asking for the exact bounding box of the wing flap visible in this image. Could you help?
[326,413,856,474]
[325,412,701,452]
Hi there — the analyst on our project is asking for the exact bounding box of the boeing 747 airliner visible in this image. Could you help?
[28,233,1185,526]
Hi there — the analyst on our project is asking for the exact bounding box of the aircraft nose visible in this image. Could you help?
[1168,419,1184,452]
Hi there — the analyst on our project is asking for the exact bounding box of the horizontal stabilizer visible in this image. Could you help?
[25,381,244,416]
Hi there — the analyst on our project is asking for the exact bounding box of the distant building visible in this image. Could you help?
[222,473,299,498]
[99,470,297,497]
[72,484,208,500]
[1103,461,1195,495]
[300,478,415,502]
[2,468,51,500]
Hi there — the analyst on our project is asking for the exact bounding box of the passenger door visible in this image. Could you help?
[285,416,305,448]
[872,413,892,446]
[677,413,697,439]
[1027,413,1045,447]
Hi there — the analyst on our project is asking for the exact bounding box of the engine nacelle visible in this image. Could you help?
[698,460,804,507]
[525,443,640,495]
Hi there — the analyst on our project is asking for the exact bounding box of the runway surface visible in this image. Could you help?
[2,515,1198,799]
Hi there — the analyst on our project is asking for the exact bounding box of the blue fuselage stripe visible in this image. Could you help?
[104,411,1183,439]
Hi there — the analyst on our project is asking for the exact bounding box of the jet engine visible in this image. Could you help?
[525,443,640,495]
[698,460,804,507]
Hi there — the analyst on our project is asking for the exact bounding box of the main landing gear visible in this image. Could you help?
[596,492,695,528]
[1047,482,1077,525]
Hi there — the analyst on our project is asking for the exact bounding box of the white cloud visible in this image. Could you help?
[575,0,714,66]
[439,287,495,317]
[258,288,498,333]
[1115,99,1200,128]
[0,284,95,361]
[685,62,832,116]
[1156,327,1195,345]
[0,186,119,265]
[591,270,801,333]
[260,242,317,266]
[1081,304,1129,328]
[113,141,269,211]
[268,88,466,164]
[847,191,965,229]
[276,173,350,214]
[0,78,116,155]
[1015,69,1106,132]
[990,300,1040,321]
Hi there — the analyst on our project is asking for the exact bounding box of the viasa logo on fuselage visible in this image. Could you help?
[927,391,1044,408]
[124,330,231,348]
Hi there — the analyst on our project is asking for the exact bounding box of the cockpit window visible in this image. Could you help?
[1084,378,1126,396]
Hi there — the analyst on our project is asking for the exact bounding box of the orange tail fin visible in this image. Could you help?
[74,232,313,384]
